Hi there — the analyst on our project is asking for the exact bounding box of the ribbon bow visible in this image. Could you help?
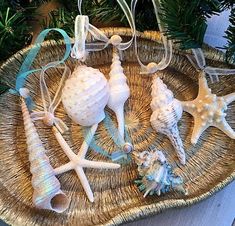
[71,0,137,61]
[187,48,235,83]
[31,62,71,134]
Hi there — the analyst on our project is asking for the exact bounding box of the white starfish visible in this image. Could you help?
[53,124,120,202]
[181,72,235,145]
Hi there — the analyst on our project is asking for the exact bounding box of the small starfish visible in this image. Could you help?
[53,124,120,202]
[181,72,235,145]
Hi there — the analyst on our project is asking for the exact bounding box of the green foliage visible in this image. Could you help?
[0,0,34,61]
[42,8,76,38]
[224,6,235,62]
[43,0,159,33]
[160,0,221,50]
[219,0,235,10]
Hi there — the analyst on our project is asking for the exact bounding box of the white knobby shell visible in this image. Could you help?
[108,48,130,140]
[62,65,109,126]
[150,77,186,164]
[21,99,69,213]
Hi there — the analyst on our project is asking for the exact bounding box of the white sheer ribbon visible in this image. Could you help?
[31,63,71,134]
[131,0,173,74]
[187,48,235,83]
[72,0,137,61]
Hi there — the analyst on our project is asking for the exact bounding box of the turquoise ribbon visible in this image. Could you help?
[11,28,71,95]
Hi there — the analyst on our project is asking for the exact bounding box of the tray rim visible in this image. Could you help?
[0,27,234,226]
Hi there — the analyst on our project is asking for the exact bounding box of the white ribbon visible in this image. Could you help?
[31,62,71,134]
[71,0,137,61]
[187,48,235,83]
[131,0,173,74]
[73,0,172,75]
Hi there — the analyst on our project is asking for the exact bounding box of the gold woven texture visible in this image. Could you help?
[0,28,234,226]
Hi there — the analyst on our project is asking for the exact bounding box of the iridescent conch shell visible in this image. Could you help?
[21,98,70,213]
[134,149,186,197]
[108,47,132,153]
[150,77,186,164]
[61,65,109,126]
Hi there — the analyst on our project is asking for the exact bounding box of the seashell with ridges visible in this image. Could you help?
[134,149,186,197]
[61,65,109,127]
[21,98,70,213]
[107,47,132,152]
[150,76,186,164]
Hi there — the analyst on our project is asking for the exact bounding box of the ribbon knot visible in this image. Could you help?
[31,111,68,134]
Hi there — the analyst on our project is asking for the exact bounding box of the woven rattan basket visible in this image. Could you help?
[0,28,234,225]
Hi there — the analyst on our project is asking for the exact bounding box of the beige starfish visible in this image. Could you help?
[53,124,120,202]
[181,72,235,145]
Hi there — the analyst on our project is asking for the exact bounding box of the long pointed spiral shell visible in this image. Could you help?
[61,65,109,126]
[107,48,130,139]
[21,99,69,213]
[134,149,186,197]
[150,77,186,164]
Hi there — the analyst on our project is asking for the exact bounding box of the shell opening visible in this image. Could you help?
[50,193,70,213]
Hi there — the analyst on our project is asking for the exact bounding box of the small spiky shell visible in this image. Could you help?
[134,149,186,197]
[21,99,69,213]
[62,65,109,126]
[150,77,185,164]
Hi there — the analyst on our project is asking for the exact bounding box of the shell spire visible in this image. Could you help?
[150,77,186,164]
[21,98,70,213]
[108,47,132,153]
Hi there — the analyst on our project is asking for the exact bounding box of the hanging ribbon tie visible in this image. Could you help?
[31,62,71,134]
[10,28,71,110]
[187,48,235,83]
[71,0,137,61]
[131,0,173,75]
[10,28,71,133]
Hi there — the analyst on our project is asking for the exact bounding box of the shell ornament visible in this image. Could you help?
[108,47,133,153]
[150,76,186,164]
[61,65,109,127]
[21,97,69,213]
[181,72,235,144]
[134,149,186,197]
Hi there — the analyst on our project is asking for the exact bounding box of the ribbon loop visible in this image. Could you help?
[31,62,71,134]
[71,15,89,61]
[188,48,235,83]
[15,28,71,93]
[131,0,173,75]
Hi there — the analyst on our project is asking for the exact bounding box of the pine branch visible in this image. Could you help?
[0,4,32,60]
[41,7,76,39]
[224,6,235,62]
[219,0,235,10]
[159,0,223,50]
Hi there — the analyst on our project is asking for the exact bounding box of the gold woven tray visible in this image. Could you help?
[0,28,234,226]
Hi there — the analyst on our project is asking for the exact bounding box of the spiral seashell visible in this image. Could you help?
[21,98,69,213]
[150,77,186,164]
[108,48,132,151]
[134,149,186,197]
[61,65,109,126]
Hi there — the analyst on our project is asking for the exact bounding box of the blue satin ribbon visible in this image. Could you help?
[10,28,71,106]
